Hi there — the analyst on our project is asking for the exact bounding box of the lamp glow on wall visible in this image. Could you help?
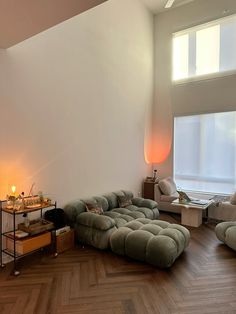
[145,133,172,164]
[144,93,173,166]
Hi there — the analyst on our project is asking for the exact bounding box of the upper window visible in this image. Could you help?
[173,14,236,82]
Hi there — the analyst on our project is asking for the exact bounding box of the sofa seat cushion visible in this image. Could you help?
[103,211,134,228]
[77,212,115,231]
[111,207,144,219]
[110,206,158,221]
[110,218,190,268]
[160,194,179,203]
[126,206,156,219]
[103,209,146,228]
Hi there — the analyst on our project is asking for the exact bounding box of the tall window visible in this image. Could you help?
[174,112,236,194]
[173,14,236,81]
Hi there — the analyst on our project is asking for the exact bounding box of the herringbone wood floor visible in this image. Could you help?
[0,213,236,314]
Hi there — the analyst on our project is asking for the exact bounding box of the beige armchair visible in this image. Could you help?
[154,177,180,213]
[209,201,236,221]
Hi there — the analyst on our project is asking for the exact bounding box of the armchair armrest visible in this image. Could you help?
[132,197,158,209]
[154,184,162,202]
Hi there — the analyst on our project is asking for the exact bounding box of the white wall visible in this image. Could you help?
[153,0,236,178]
[0,0,153,205]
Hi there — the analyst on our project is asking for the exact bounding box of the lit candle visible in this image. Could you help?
[11,185,16,195]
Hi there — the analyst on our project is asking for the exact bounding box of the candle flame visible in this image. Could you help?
[11,185,16,194]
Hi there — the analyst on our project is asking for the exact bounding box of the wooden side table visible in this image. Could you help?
[142,181,157,200]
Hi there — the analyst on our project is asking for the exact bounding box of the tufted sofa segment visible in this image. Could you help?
[215,221,236,251]
[64,190,159,249]
[110,218,190,268]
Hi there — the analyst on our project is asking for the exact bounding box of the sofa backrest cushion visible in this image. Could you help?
[94,196,109,211]
[81,196,109,212]
[158,177,177,196]
[103,192,118,209]
[64,191,135,225]
[103,190,134,210]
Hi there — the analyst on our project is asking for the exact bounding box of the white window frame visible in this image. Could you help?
[172,14,236,85]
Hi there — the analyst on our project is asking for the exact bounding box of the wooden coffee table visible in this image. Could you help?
[172,199,214,227]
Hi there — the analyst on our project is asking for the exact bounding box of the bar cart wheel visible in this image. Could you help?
[14,270,20,276]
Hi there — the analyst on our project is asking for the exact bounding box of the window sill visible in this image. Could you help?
[184,189,231,199]
[172,69,236,86]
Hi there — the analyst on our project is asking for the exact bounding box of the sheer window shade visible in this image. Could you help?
[174,112,236,194]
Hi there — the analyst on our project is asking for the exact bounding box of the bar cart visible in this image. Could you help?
[0,198,56,275]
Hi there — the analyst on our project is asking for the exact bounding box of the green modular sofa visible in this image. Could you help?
[64,190,159,250]
[64,190,190,268]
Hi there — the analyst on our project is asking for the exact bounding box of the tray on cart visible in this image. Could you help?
[18,219,54,235]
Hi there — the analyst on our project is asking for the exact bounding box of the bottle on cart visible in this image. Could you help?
[23,213,30,228]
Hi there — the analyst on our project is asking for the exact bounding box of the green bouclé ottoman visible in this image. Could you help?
[110,218,190,268]
[215,221,236,251]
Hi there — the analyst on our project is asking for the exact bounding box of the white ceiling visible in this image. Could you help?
[140,0,195,14]
[0,0,107,49]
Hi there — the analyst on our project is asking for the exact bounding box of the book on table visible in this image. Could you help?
[177,191,209,206]
[190,200,209,206]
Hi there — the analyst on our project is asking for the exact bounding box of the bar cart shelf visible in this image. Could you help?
[0,199,56,276]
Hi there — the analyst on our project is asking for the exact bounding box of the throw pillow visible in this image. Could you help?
[158,177,177,196]
[230,192,236,205]
[117,195,132,208]
[85,202,103,215]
